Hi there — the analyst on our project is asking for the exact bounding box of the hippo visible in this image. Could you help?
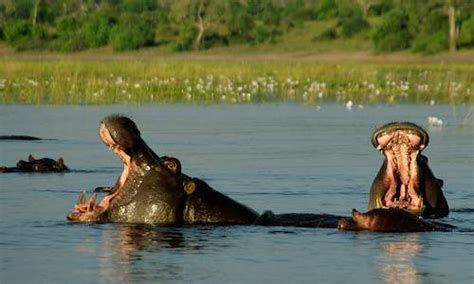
[368,122,449,218]
[0,135,43,140]
[337,208,452,232]
[0,154,69,173]
[254,210,344,228]
[67,115,259,225]
[182,177,259,224]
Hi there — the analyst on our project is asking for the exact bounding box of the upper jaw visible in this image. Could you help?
[372,123,429,214]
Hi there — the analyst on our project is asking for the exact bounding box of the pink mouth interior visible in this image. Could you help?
[68,124,131,221]
[376,130,425,211]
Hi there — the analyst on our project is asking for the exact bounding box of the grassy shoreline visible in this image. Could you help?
[0,50,473,105]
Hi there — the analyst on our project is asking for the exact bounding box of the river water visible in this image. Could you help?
[1,104,473,283]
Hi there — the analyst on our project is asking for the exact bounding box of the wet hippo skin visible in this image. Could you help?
[337,208,453,232]
[67,115,259,225]
[368,122,449,218]
[0,154,69,173]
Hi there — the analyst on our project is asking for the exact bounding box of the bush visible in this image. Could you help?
[372,9,412,52]
[339,12,369,38]
[411,31,448,54]
[172,24,196,51]
[459,16,474,47]
[110,19,154,51]
[4,20,48,50]
[315,0,338,20]
[313,27,337,41]
[50,17,87,52]
[79,16,112,48]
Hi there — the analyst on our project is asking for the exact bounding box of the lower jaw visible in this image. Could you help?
[380,199,424,215]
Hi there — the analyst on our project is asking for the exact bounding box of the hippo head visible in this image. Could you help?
[370,122,429,213]
[67,115,186,224]
[16,154,69,172]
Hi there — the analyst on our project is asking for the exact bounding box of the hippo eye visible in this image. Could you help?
[165,161,177,171]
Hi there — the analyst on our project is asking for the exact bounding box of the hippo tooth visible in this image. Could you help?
[87,193,97,211]
[376,145,383,151]
[77,191,86,205]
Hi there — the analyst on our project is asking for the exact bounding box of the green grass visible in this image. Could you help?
[0,59,472,105]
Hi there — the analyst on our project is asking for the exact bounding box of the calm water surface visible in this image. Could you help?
[1,104,473,283]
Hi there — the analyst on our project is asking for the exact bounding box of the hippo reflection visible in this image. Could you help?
[368,122,449,218]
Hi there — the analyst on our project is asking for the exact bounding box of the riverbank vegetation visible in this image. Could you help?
[1,60,472,105]
[1,0,474,55]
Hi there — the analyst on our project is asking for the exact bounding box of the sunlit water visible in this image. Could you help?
[1,104,473,283]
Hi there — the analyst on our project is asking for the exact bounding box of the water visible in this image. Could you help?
[1,104,473,283]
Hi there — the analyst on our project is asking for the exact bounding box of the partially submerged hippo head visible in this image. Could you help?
[337,208,449,232]
[21,155,69,172]
[368,122,449,217]
[67,115,186,224]
[0,154,69,173]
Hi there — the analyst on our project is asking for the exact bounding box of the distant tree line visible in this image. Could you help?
[1,0,473,54]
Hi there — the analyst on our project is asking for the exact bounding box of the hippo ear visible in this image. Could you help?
[163,157,181,175]
[28,154,35,162]
[183,180,195,195]
[351,209,362,219]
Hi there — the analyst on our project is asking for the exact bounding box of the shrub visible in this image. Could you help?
[372,9,412,52]
[79,16,111,48]
[411,31,448,54]
[4,20,47,50]
[339,12,369,38]
[172,24,196,51]
[459,15,474,47]
[313,27,337,41]
[110,19,154,51]
[315,0,338,20]
[50,17,87,52]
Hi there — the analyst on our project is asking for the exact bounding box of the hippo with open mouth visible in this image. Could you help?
[67,115,259,225]
[368,122,449,218]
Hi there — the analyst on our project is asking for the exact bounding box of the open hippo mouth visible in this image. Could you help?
[67,120,135,222]
[371,122,429,213]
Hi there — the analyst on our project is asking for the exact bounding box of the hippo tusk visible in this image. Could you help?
[77,191,86,205]
[86,193,97,211]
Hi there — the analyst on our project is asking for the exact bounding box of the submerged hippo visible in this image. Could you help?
[67,115,259,225]
[254,211,343,228]
[0,154,69,173]
[337,208,451,232]
[368,122,449,218]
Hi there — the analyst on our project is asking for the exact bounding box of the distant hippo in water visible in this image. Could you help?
[67,115,259,225]
[337,208,452,232]
[368,122,449,218]
[0,154,69,173]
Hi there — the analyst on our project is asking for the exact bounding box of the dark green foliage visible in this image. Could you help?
[313,27,337,41]
[110,17,154,51]
[0,0,472,54]
[172,24,196,51]
[368,0,393,16]
[337,7,369,38]
[50,17,86,52]
[411,31,448,54]
[80,16,112,48]
[4,20,47,50]
[315,0,338,20]
[372,9,412,52]
[459,15,474,47]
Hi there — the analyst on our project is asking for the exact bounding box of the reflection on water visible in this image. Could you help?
[378,235,423,284]
[95,225,186,282]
